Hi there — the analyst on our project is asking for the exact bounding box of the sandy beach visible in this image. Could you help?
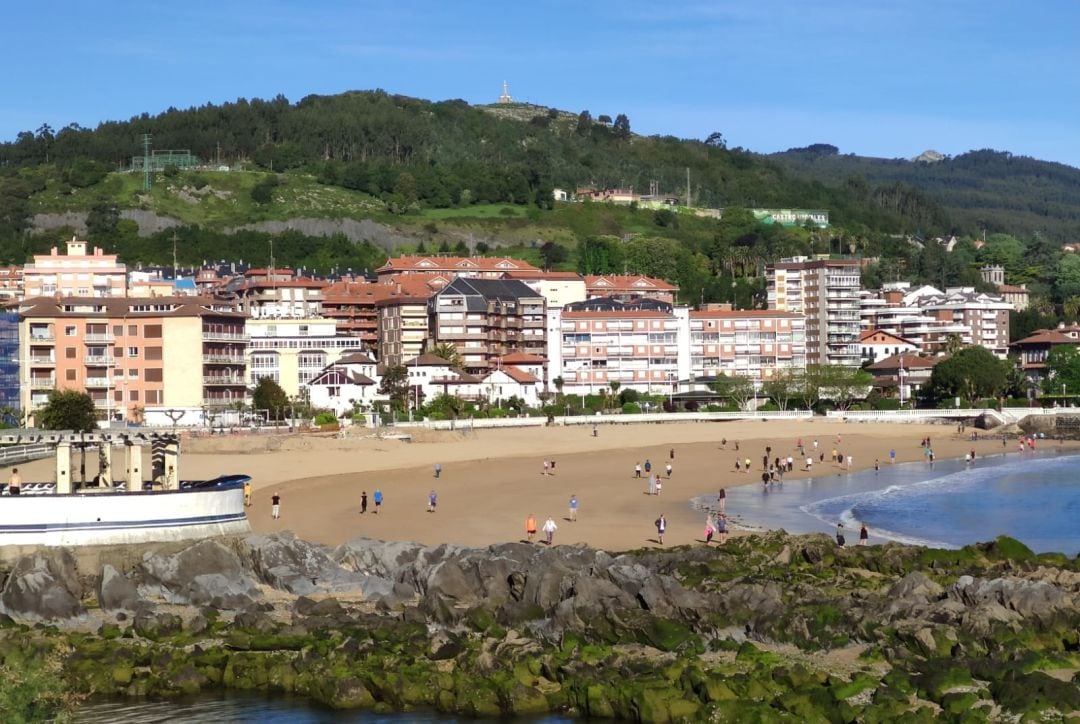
[12,420,1066,551]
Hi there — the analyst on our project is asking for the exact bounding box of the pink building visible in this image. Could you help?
[23,237,127,298]
[689,309,807,383]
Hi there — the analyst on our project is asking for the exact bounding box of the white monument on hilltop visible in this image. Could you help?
[498,80,513,104]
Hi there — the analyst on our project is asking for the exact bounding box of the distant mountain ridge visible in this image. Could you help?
[769,146,1080,241]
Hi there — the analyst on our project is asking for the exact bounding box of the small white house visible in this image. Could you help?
[306,352,381,416]
[481,366,543,407]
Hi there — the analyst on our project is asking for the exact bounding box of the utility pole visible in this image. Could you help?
[141,133,152,191]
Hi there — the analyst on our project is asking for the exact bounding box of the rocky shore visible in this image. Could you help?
[1,531,1078,722]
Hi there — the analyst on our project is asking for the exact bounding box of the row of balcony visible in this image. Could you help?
[29,376,115,389]
[203,376,247,386]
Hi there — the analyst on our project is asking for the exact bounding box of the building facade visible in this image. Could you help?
[428,278,546,373]
[688,309,807,384]
[767,256,861,367]
[377,295,432,369]
[18,297,247,426]
[376,255,540,281]
[247,318,363,399]
[23,238,128,298]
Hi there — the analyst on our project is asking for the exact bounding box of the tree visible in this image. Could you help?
[709,373,754,410]
[613,113,631,140]
[704,131,726,148]
[1041,345,1080,397]
[1057,254,1080,299]
[250,175,279,205]
[609,381,621,410]
[426,393,465,420]
[430,342,463,369]
[252,377,289,419]
[576,236,623,275]
[539,241,567,269]
[38,390,97,431]
[762,370,801,411]
[575,110,592,135]
[828,367,874,410]
[553,376,565,400]
[926,346,1009,407]
[378,365,411,411]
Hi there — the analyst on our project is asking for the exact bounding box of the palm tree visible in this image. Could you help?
[553,376,565,401]
[430,342,463,370]
[609,381,621,410]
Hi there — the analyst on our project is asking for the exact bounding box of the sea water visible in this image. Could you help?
[75,692,577,722]
[692,450,1080,556]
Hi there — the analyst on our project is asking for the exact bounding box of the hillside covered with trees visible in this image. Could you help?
[0,91,1076,318]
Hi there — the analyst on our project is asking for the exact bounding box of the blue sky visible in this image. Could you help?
[4,1,1078,166]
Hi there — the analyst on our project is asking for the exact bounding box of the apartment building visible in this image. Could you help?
[247,318,363,399]
[549,299,682,395]
[500,270,587,308]
[429,278,546,373]
[23,237,128,298]
[861,283,1013,358]
[19,296,247,426]
[323,274,451,352]
[234,269,327,319]
[1011,325,1080,384]
[767,256,861,366]
[376,255,540,281]
[688,308,807,383]
[377,294,433,369]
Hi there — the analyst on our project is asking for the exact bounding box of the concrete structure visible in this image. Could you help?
[377,294,433,369]
[429,277,546,373]
[376,255,540,281]
[584,275,679,304]
[858,329,919,365]
[688,308,807,384]
[767,256,861,367]
[910,287,1013,359]
[0,266,22,301]
[18,296,247,426]
[23,237,127,298]
[235,269,327,319]
[323,274,451,352]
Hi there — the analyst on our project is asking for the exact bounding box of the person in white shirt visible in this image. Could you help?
[542,516,558,545]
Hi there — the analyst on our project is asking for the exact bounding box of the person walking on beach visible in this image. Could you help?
[859,524,869,546]
[428,490,438,513]
[542,460,550,476]
[717,514,728,544]
[434,463,441,479]
[846,455,853,471]
[874,459,880,472]
[7,468,20,496]
[542,516,558,545]
[704,515,714,545]
[635,462,642,478]
[835,523,845,547]
[373,488,383,514]
[360,491,368,514]
[735,458,741,473]
[669,448,675,461]
[805,456,813,472]
[655,475,663,495]
[717,487,726,513]
[890,449,896,464]
[721,438,727,449]
[525,514,537,542]
[744,457,751,473]
[665,462,672,478]
[243,479,252,507]
[787,455,794,473]
[569,494,578,521]
[655,514,667,545]
[592,424,598,437]
[271,493,281,519]
[813,439,819,452]
[644,459,652,475]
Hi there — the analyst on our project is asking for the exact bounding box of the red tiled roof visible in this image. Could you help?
[377,256,540,273]
[562,310,673,319]
[501,270,584,281]
[499,366,539,383]
[584,274,677,291]
[867,353,940,371]
[858,328,918,346]
[500,352,546,364]
[1010,329,1080,346]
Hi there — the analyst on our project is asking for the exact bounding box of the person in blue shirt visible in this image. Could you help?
[373,488,383,514]
[569,494,578,522]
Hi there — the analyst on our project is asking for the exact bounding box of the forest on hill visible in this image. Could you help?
[770,145,1080,242]
[0,91,1076,325]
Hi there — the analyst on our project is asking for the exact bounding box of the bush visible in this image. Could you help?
[619,389,640,404]
[871,397,901,410]
[758,402,780,412]
[314,411,338,426]
[622,402,641,414]
[684,400,700,412]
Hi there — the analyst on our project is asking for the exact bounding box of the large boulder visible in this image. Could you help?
[0,549,85,621]
[138,539,261,608]
[98,564,145,612]
[333,537,426,577]
[241,532,389,597]
[949,576,1071,625]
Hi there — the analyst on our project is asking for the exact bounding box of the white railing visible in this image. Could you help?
[84,377,115,388]
[202,332,248,342]
[0,443,53,467]
[84,333,115,343]
[29,378,56,389]
[826,409,1009,425]
[397,410,813,431]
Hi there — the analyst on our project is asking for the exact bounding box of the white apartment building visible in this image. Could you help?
[247,318,364,398]
[766,256,861,367]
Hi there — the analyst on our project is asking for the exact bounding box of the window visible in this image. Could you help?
[145,390,162,404]
[65,348,76,359]
[114,391,122,402]
[144,346,162,361]
[128,325,138,336]
[114,347,123,358]
[128,369,139,378]
[66,369,76,381]
[144,324,162,338]
[65,326,76,336]
[144,368,163,382]
[127,347,139,358]
[128,390,139,402]
[113,325,123,336]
